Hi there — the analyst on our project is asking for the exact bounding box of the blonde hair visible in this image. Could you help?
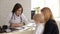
[41,7,54,22]
[33,14,44,23]
[33,14,42,20]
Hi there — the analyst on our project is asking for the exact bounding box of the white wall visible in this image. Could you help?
[0,0,31,26]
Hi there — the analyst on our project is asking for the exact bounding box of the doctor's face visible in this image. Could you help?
[15,8,22,16]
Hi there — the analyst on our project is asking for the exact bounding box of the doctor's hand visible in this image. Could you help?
[11,23,24,28]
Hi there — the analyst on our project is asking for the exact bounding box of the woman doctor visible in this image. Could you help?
[7,3,29,29]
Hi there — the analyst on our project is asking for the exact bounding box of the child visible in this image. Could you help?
[33,14,45,34]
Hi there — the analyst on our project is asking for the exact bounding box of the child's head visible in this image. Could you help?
[33,14,44,24]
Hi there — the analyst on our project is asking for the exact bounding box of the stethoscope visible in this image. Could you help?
[11,13,22,22]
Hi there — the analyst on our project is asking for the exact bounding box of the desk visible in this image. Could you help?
[1,23,36,34]
[2,30,34,34]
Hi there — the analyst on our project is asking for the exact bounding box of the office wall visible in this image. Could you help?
[0,0,31,26]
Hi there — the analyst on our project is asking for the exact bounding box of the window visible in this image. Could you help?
[31,0,60,18]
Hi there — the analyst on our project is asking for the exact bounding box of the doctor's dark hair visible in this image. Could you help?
[12,3,23,14]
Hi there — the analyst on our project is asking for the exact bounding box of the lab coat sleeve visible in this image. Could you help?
[21,14,29,25]
[5,12,12,26]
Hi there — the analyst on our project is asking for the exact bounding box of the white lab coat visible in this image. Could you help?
[6,12,29,26]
